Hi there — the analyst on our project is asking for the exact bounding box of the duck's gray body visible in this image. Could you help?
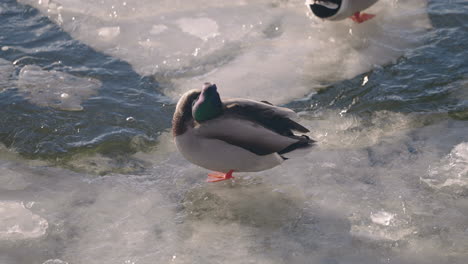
[172,88,314,173]
[175,123,285,172]
[307,0,379,21]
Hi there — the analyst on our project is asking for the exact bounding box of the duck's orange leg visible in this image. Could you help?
[350,12,375,23]
[206,170,235,183]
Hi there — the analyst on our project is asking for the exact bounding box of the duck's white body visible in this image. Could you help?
[306,0,379,21]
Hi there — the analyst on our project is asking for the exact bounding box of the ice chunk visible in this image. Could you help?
[349,209,412,242]
[150,24,168,35]
[17,65,101,111]
[362,75,369,86]
[98,26,120,40]
[350,223,414,242]
[421,142,468,194]
[42,260,68,264]
[370,211,395,226]
[0,201,48,240]
[176,17,219,41]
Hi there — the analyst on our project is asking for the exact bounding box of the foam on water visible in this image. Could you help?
[19,0,430,103]
[17,65,101,111]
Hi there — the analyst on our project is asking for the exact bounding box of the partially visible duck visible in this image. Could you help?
[172,83,315,182]
[306,0,379,23]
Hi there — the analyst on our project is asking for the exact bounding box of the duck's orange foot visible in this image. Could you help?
[206,170,235,183]
[350,12,375,23]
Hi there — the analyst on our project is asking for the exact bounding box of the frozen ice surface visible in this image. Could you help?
[371,211,395,226]
[2,0,467,263]
[42,260,68,264]
[0,201,48,240]
[0,112,467,263]
[18,0,430,103]
[0,167,30,191]
[17,65,101,111]
[421,142,468,195]
[97,26,120,39]
[176,17,219,41]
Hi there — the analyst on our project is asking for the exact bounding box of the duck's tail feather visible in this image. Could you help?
[283,119,310,133]
[278,135,315,156]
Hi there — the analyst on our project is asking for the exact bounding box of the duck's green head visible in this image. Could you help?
[192,83,223,122]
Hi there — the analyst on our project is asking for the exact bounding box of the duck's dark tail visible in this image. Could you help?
[278,135,316,158]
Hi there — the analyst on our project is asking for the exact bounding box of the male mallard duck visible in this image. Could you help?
[306,0,378,23]
[172,83,315,182]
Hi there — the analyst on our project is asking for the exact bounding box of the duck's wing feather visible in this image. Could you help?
[222,98,310,135]
[195,117,301,156]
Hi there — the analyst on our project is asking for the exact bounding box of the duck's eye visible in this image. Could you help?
[192,96,200,107]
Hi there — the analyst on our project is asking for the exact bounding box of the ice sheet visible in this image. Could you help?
[1,112,467,264]
[421,142,468,195]
[18,0,430,103]
[3,1,467,263]
[0,201,48,240]
[17,65,101,111]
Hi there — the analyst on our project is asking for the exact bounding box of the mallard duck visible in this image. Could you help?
[306,0,378,23]
[172,83,315,182]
